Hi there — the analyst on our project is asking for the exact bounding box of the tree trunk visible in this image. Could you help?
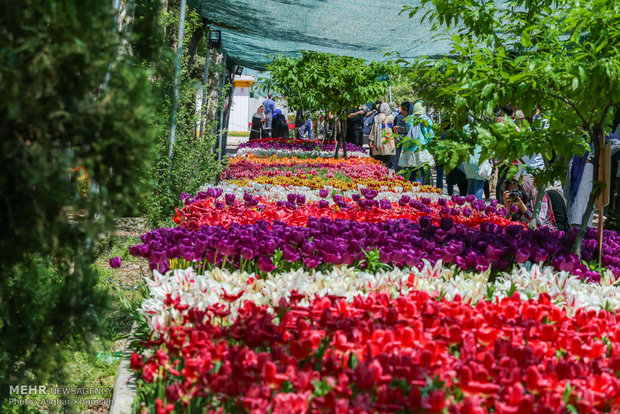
[185,21,205,72]
[342,114,348,160]
[334,130,341,159]
[220,69,235,160]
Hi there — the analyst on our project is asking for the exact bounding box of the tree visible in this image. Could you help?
[267,51,392,157]
[404,0,620,255]
[140,1,223,227]
[0,0,160,393]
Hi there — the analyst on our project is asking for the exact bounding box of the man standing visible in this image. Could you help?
[263,93,276,137]
[347,105,365,147]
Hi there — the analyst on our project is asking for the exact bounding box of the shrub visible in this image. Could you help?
[0,0,158,395]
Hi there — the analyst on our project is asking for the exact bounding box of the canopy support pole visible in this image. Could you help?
[199,35,211,140]
[167,0,187,184]
[218,54,227,161]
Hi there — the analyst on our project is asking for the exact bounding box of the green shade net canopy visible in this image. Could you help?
[189,0,452,70]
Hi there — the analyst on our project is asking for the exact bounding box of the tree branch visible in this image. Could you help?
[594,103,612,136]
[545,90,588,127]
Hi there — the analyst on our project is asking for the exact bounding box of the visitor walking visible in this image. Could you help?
[463,145,488,199]
[272,109,289,139]
[369,103,396,167]
[362,103,378,146]
[398,101,435,184]
[249,105,266,140]
[295,109,311,139]
[347,105,365,147]
[263,93,276,137]
[393,101,412,173]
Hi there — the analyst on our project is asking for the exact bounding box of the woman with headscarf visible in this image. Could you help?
[369,103,396,167]
[250,105,266,140]
[393,101,413,172]
[398,101,435,184]
[503,175,556,229]
[271,109,289,139]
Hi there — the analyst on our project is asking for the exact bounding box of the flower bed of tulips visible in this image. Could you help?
[128,137,620,413]
[174,189,516,230]
[195,182,441,204]
[222,160,390,181]
[237,137,369,159]
[229,153,380,166]
[229,175,442,192]
[132,216,609,280]
[132,278,620,413]
[143,263,620,326]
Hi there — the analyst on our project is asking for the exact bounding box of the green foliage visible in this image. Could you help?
[267,51,393,121]
[387,69,418,104]
[140,2,223,228]
[405,0,620,253]
[145,128,222,228]
[0,0,160,395]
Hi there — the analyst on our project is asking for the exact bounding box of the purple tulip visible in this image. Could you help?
[129,213,620,280]
[419,215,432,229]
[439,217,454,232]
[281,245,300,262]
[241,247,256,260]
[465,195,476,203]
[352,194,361,202]
[225,194,236,205]
[243,192,253,202]
[513,246,529,263]
[451,195,466,206]
[303,256,321,269]
[318,200,329,209]
[471,200,486,212]
[129,244,149,257]
[319,189,329,198]
[287,193,297,204]
[333,194,343,203]
[366,189,378,200]
[296,195,306,205]
[510,205,519,214]
[437,198,447,207]
[219,241,235,257]
[485,206,497,216]
[109,256,122,268]
[257,255,277,273]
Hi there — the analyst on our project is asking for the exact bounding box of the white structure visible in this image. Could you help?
[228,75,255,132]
